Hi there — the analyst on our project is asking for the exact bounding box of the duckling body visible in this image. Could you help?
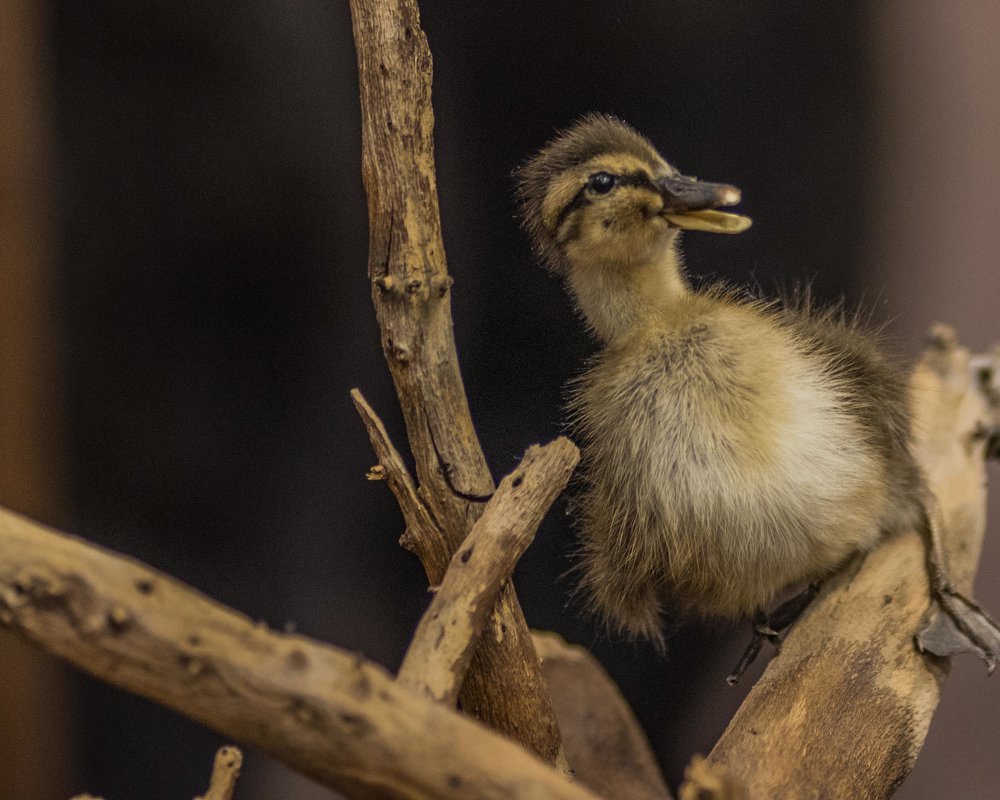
[518,115,923,640]
[571,290,923,637]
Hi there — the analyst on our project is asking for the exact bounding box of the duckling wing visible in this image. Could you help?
[778,301,925,534]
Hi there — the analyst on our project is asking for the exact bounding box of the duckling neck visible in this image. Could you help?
[566,245,690,343]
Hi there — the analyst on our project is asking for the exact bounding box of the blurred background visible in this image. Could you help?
[1,1,998,798]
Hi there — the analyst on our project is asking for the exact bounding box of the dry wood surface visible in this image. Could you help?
[0,505,599,800]
[397,439,579,704]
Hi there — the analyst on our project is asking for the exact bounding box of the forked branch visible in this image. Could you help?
[397,438,579,704]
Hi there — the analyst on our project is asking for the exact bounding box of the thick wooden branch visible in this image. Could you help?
[533,631,674,800]
[707,328,998,798]
[0,507,601,800]
[349,0,564,763]
[398,438,579,703]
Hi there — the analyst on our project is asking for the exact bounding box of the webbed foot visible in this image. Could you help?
[917,584,1000,673]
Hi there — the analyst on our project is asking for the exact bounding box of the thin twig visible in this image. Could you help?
[195,746,242,800]
[351,388,450,581]
[397,439,578,703]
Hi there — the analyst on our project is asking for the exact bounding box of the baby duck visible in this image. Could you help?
[517,115,994,661]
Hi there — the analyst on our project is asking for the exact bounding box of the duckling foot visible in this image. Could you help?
[915,503,1000,673]
[726,582,822,685]
[916,585,1000,673]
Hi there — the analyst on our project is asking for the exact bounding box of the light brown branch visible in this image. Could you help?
[0,507,601,800]
[398,439,578,703]
[349,0,564,763]
[195,746,242,800]
[707,328,998,798]
[351,388,449,580]
[533,631,674,800]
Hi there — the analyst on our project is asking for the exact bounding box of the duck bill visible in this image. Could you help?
[657,176,752,234]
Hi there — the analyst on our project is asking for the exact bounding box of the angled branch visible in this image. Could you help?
[533,631,674,800]
[0,507,600,800]
[708,328,999,798]
[349,0,564,763]
[348,0,489,538]
[398,438,578,703]
[352,388,450,581]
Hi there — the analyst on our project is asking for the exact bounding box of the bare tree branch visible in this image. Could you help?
[0,506,600,800]
[707,328,999,798]
[398,438,579,704]
[348,0,564,763]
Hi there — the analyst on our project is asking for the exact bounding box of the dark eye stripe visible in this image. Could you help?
[553,170,656,234]
[554,185,592,232]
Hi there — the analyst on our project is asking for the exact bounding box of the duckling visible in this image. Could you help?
[516,114,999,669]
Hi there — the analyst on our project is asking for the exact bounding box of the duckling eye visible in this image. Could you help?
[587,172,617,194]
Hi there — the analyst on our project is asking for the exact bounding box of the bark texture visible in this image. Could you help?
[0,506,599,800]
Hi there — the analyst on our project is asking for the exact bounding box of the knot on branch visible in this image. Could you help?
[1,563,139,639]
[374,273,453,302]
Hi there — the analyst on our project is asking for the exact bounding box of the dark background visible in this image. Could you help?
[3,1,998,798]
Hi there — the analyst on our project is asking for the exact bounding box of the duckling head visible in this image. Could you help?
[517,114,750,273]
[517,114,752,340]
